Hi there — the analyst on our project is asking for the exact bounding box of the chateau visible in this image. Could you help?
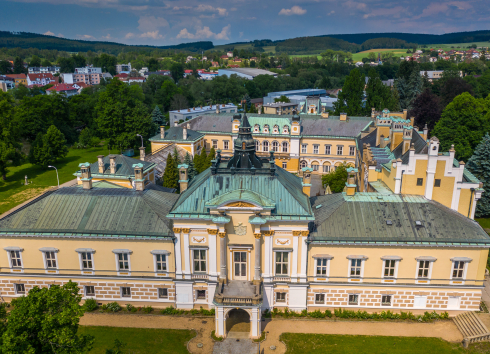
[0,110,488,339]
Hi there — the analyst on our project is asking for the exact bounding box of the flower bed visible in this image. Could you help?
[83,301,215,317]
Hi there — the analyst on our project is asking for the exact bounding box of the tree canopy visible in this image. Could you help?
[321,163,349,193]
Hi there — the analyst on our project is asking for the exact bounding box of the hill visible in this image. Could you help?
[275,36,358,54]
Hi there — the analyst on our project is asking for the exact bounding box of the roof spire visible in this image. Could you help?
[226,113,263,170]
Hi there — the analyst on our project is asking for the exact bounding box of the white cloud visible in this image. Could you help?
[43,31,55,36]
[279,5,306,16]
[176,25,231,40]
[327,10,335,16]
[137,16,169,32]
[140,31,163,40]
[363,6,405,19]
[125,32,135,39]
[101,34,112,40]
[78,34,95,39]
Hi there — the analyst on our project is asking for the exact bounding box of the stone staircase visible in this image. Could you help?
[145,144,188,179]
[453,311,490,347]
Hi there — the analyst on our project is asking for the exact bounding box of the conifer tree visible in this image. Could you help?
[365,68,385,112]
[193,151,202,175]
[151,105,164,126]
[196,148,208,173]
[467,133,490,217]
[333,68,365,116]
[162,154,178,191]
[173,147,181,168]
[205,147,216,170]
[183,152,198,180]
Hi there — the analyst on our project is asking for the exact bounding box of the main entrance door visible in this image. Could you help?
[234,251,247,280]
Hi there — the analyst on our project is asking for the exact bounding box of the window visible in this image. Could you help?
[44,251,57,269]
[416,178,423,186]
[15,283,25,295]
[349,146,355,156]
[224,141,229,150]
[316,258,328,276]
[272,141,279,152]
[348,294,359,305]
[283,126,289,134]
[349,259,362,277]
[300,161,308,168]
[118,253,130,270]
[315,293,325,304]
[263,141,269,152]
[121,287,131,298]
[325,145,331,155]
[264,125,269,133]
[417,261,430,278]
[282,162,287,169]
[323,165,330,173]
[254,124,260,133]
[155,254,167,271]
[312,164,319,171]
[158,288,168,299]
[212,140,218,149]
[313,145,319,154]
[452,261,466,279]
[255,140,260,151]
[337,146,343,155]
[275,252,289,275]
[85,286,95,297]
[276,292,286,302]
[9,250,22,268]
[282,142,288,152]
[383,260,396,278]
[273,125,279,133]
[434,179,441,187]
[301,144,307,154]
[197,290,206,300]
[81,252,93,270]
[381,295,392,306]
[193,250,207,273]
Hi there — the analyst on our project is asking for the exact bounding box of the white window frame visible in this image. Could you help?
[315,293,325,304]
[415,257,436,284]
[4,247,24,273]
[151,250,170,276]
[14,283,26,295]
[348,293,359,306]
[120,286,132,298]
[349,146,355,156]
[263,141,269,152]
[255,140,260,151]
[274,251,290,276]
[76,248,95,275]
[113,249,132,276]
[300,160,307,169]
[313,256,332,281]
[223,140,229,150]
[84,285,96,298]
[381,294,392,306]
[312,164,319,171]
[192,249,207,274]
[40,248,59,274]
[282,141,288,152]
[313,145,319,154]
[301,144,307,154]
[381,256,401,284]
[272,141,279,152]
[158,288,169,299]
[322,164,330,173]
[450,257,471,285]
[282,162,287,169]
[337,146,343,155]
[325,145,331,155]
[347,256,367,282]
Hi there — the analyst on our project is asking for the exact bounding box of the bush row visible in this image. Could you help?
[263,307,449,322]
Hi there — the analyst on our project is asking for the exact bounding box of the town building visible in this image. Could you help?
[263,89,327,105]
[0,76,15,91]
[218,68,277,80]
[46,83,79,97]
[5,74,27,87]
[27,73,56,86]
[116,63,131,74]
[28,66,60,75]
[168,103,238,126]
[62,72,102,86]
[0,114,488,341]
[75,66,102,74]
[263,102,299,115]
[420,70,463,82]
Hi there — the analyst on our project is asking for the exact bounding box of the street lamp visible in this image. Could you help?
[136,134,144,148]
[48,165,59,188]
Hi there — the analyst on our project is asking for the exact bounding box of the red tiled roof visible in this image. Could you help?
[6,74,26,79]
[47,83,77,92]
[74,82,91,88]
[28,73,55,81]
[115,73,129,78]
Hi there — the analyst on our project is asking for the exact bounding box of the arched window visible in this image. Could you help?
[282,142,288,153]
[300,160,308,168]
[255,140,260,151]
[263,141,269,152]
[254,124,260,133]
[323,162,331,173]
[311,161,319,171]
[283,125,289,134]
[272,141,279,152]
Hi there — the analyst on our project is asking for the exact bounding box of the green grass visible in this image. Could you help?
[281,333,490,354]
[78,326,194,354]
[0,146,112,215]
[425,42,490,50]
[351,49,408,62]
[476,218,490,230]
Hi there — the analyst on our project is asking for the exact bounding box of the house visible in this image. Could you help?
[211,62,219,68]
[0,76,15,91]
[114,73,129,81]
[72,82,91,93]
[63,71,102,85]
[198,72,218,80]
[28,66,60,75]
[75,66,102,74]
[46,83,79,97]
[168,103,238,126]
[27,73,56,86]
[220,55,228,60]
[116,63,131,74]
[227,51,233,58]
[128,76,146,84]
[218,68,277,80]
[145,71,171,77]
[263,102,299,115]
[5,73,27,86]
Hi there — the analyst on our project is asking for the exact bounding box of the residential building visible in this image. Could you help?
[263,102,299,115]
[28,66,60,75]
[5,74,27,86]
[420,71,463,82]
[46,83,79,97]
[168,103,238,126]
[72,82,91,93]
[218,68,278,80]
[75,66,102,74]
[27,73,56,86]
[0,76,15,91]
[116,63,131,74]
[263,89,327,105]
[63,72,102,85]
[0,115,487,341]
[227,51,233,57]
[144,71,171,77]
[199,72,218,80]
[127,77,146,84]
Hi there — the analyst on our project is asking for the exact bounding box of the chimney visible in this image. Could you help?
[109,155,116,174]
[410,116,415,127]
[222,104,225,107]
[97,155,104,174]
[174,122,178,127]
[160,126,165,139]
[183,126,188,140]
[371,107,376,119]
[216,104,220,114]
[187,108,190,112]
[301,167,313,197]
[340,112,347,121]
[321,112,329,119]
[402,109,408,119]
[79,162,92,190]
[422,124,428,140]
[139,147,145,161]
[178,164,189,192]
[132,163,145,191]
[345,167,358,196]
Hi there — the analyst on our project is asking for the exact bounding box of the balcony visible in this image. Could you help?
[213,280,263,307]
[191,273,209,280]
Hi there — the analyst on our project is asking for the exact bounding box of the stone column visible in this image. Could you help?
[251,307,261,338]
[299,232,308,283]
[173,228,183,279]
[182,228,191,278]
[219,232,227,280]
[208,229,218,280]
[254,233,261,281]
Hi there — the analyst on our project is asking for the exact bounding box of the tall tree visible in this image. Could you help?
[29,55,41,67]
[205,147,216,170]
[0,92,22,180]
[13,56,26,74]
[151,105,165,133]
[406,69,423,109]
[365,68,386,112]
[162,153,178,191]
[29,125,69,167]
[170,62,184,83]
[467,133,490,217]
[183,152,197,181]
[408,88,443,130]
[1,281,94,353]
[333,68,365,116]
[321,163,348,193]
[440,77,474,106]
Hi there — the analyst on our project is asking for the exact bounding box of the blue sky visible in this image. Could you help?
[2,0,489,46]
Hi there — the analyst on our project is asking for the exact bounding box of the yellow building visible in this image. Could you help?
[263,102,298,115]
[0,115,488,340]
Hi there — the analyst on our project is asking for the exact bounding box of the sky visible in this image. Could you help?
[1,0,490,46]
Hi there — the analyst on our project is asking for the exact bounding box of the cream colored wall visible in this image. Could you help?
[400,159,428,195]
[380,164,396,192]
[458,189,473,217]
[77,178,132,188]
[0,237,175,275]
[431,160,456,209]
[203,134,233,155]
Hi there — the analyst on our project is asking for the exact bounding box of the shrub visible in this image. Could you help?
[211,330,224,342]
[106,302,122,313]
[325,310,333,318]
[263,309,271,318]
[125,304,134,312]
[142,306,153,314]
[309,310,325,318]
[83,299,98,312]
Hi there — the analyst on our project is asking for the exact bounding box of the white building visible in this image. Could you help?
[218,68,277,80]
[75,66,102,74]
[169,103,237,126]
[28,66,60,75]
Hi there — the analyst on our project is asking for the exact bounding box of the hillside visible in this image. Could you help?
[275,36,358,54]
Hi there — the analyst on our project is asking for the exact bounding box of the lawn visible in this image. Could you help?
[0,146,112,215]
[476,218,490,230]
[78,326,194,354]
[425,42,490,50]
[351,48,408,62]
[281,333,490,354]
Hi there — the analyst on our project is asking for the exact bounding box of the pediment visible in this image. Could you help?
[205,189,276,210]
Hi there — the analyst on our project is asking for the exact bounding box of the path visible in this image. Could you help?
[80,312,464,354]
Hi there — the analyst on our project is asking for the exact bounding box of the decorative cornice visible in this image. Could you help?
[182,228,190,233]
[254,233,262,239]
[218,232,226,238]
[263,230,275,236]
[292,231,301,236]
[301,231,309,236]
[173,228,182,233]
[207,229,218,235]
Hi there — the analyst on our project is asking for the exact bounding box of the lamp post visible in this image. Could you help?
[136,134,144,148]
[48,165,59,188]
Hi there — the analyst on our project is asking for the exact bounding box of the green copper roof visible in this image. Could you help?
[0,184,179,238]
[205,189,276,209]
[248,117,291,132]
[309,193,490,244]
[149,126,204,143]
[74,154,155,179]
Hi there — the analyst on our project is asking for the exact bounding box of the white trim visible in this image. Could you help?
[78,251,95,275]
[450,260,469,285]
[41,250,59,274]
[183,232,191,276]
[415,259,434,285]
[114,252,131,276]
[291,236,299,281]
[347,258,365,283]
[5,248,24,273]
[313,257,331,282]
[208,232,218,280]
[381,259,399,284]
[153,253,168,277]
[299,236,308,282]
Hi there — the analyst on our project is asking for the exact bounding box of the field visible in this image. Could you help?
[281,333,490,354]
[425,42,490,50]
[78,326,194,354]
[351,48,408,62]
[0,146,112,215]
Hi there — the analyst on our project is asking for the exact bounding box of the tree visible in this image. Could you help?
[467,133,490,217]
[193,152,202,175]
[397,60,419,81]
[29,55,41,67]
[170,62,184,83]
[13,56,26,74]
[321,163,348,193]
[205,147,216,169]
[1,281,94,354]
[0,60,12,75]
[183,152,197,181]
[151,105,165,133]
[170,94,189,111]
[432,92,490,161]
[408,89,442,131]
[333,68,365,116]
[78,127,92,148]
[0,92,22,180]
[148,58,159,72]
[440,77,474,106]
[365,68,386,111]
[41,59,52,67]
[406,69,423,109]
[273,95,291,103]
[162,153,178,190]
[29,125,69,167]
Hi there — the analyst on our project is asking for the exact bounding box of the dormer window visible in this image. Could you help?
[273,125,279,134]
[254,124,260,133]
[283,125,289,134]
[264,125,269,134]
